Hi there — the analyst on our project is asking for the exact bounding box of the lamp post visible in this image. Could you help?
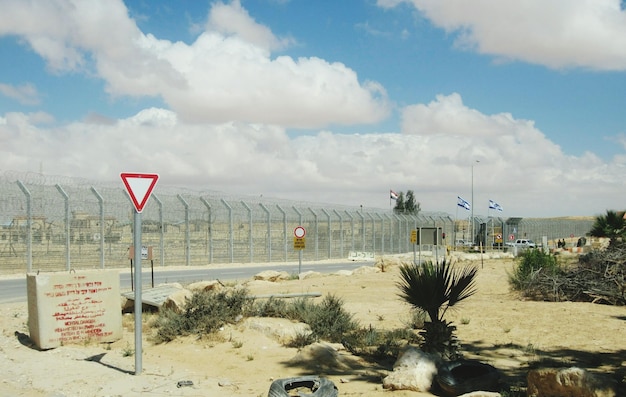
[471,160,479,244]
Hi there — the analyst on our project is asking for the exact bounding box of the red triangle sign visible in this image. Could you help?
[120,172,159,213]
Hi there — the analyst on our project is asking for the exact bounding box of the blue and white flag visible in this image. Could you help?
[489,199,503,212]
[457,196,471,211]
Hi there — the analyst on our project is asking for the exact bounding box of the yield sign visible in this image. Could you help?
[120,172,159,213]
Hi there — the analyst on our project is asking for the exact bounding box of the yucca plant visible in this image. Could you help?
[397,259,478,359]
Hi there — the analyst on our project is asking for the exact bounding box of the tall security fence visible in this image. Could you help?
[0,172,596,273]
[0,172,455,273]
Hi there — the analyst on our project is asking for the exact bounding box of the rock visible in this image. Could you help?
[253,270,291,282]
[382,346,441,392]
[458,392,501,397]
[527,367,616,397]
[161,289,193,313]
[298,271,322,280]
[352,265,381,275]
[289,343,358,371]
[187,280,223,293]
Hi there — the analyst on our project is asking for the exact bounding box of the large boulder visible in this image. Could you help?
[527,367,616,397]
[187,280,223,293]
[254,270,291,282]
[161,288,193,313]
[382,346,441,392]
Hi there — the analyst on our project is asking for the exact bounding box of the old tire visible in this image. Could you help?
[435,360,500,396]
[267,376,338,397]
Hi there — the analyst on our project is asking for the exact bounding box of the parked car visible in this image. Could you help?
[505,239,536,248]
[455,239,473,247]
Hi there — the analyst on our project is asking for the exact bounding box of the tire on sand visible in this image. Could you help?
[435,360,500,396]
[268,376,338,397]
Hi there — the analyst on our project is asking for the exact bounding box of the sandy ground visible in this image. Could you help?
[1,254,625,396]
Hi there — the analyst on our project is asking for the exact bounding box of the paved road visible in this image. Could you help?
[0,260,374,304]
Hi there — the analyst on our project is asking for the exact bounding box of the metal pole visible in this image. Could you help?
[221,198,233,263]
[200,197,212,264]
[153,195,164,266]
[276,205,287,262]
[308,208,319,260]
[90,187,105,269]
[133,210,142,375]
[259,203,271,262]
[55,184,71,271]
[242,201,253,263]
[16,180,32,273]
[333,210,343,258]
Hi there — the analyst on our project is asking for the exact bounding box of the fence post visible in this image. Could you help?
[276,205,287,262]
[16,180,32,273]
[321,209,331,259]
[376,213,384,255]
[153,194,165,266]
[357,210,365,251]
[308,208,318,261]
[220,198,234,263]
[344,210,354,253]
[200,197,213,264]
[259,203,271,262]
[333,210,344,258]
[55,184,71,271]
[368,212,375,254]
[177,195,190,266]
[242,201,253,263]
[90,187,105,269]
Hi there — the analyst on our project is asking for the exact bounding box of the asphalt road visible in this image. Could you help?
[0,260,374,304]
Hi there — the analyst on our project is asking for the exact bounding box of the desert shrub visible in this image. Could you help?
[248,296,289,318]
[342,326,420,361]
[152,288,252,343]
[251,294,359,344]
[298,294,359,343]
[509,249,561,291]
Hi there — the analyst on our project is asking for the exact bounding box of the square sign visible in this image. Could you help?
[120,173,159,213]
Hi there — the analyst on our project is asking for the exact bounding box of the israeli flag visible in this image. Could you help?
[457,196,471,211]
[489,200,503,211]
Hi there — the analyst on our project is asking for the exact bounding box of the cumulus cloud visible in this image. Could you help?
[0,0,389,127]
[381,0,626,70]
[1,93,625,216]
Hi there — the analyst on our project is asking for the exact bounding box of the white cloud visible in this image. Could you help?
[0,83,41,105]
[1,93,625,217]
[206,0,295,52]
[386,0,626,70]
[0,0,389,127]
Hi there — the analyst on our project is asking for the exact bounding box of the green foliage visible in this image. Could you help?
[396,260,477,359]
[393,190,421,215]
[296,295,360,343]
[589,210,626,245]
[508,249,561,291]
[152,288,252,343]
[397,260,478,323]
[342,326,420,361]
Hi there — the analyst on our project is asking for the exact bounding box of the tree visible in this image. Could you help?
[404,190,420,215]
[397,260,477,359]
[589,210,626,246]
[393,190,420,215]
[393,191,405,214]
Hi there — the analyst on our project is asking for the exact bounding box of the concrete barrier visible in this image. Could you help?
[27,270,122,349]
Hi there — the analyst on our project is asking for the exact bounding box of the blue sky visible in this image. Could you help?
[1,0,626,217]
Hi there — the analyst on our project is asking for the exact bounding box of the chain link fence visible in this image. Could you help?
[0,172,596,273]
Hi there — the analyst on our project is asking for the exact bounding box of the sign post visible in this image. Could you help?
[294,226,306,274]
[120,172,159,375]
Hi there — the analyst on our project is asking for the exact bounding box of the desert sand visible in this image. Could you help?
[1,254,625,396]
